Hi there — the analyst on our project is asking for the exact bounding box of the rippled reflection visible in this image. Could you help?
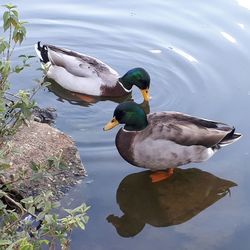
[46,78,130,106]
[221,32,237,44]
[169,46,198,63]
[149,49,162,54]
[46,78,150,113]
[238,23,245,29]
[107,168,236,238]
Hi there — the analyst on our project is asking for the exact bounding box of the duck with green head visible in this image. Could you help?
[104,102,241,182]
[35,42,151,101]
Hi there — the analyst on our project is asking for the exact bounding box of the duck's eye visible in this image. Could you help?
[111,118,115,123]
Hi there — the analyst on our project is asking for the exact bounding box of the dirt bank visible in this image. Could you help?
[0,121,85,199]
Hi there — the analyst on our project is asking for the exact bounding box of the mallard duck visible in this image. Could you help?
[104,102,241,182]
[35,42,150,101]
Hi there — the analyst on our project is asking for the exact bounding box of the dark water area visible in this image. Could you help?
[7,0,250,249]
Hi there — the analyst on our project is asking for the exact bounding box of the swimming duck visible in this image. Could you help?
[104,102,241,182]
[35,42,150,101]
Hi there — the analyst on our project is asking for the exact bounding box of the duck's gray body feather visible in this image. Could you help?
[116,111,241,170]
[36,44,129,96]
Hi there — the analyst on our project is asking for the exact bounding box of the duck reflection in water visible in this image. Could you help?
[46,78,150,113]
[107,168,236,238]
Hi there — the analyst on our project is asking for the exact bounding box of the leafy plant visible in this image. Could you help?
[0,4,89,249]
[0,4,43,136]
[0,4,27,88]
[0,189,89,250]
[0,153,89,250]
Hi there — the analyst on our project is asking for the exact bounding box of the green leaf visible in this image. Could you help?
[38,240,49,245]
[19,21,28,25]
[64,208,73,216]
[20,246,34,250]
[10,15,18,27]
[52,201,60,209]
[33,194,43,204]
[19,238,34,250]
[76,220,85,230]
[2,61,11,76]
[82,215,89,224]
[28,206,36,216]
[3,19,11,32]
[13,25,26,44]
[30,161,40,172]
[0,240,11,246]
[3,4,17,9]
[44,214,54,224]
[0,40,10,53]
[3,11,10,26]
[41,81,51,88]
[14,65,24,73]
[21,196,34,204]
[12,10,19,18]
[36,211,46,221]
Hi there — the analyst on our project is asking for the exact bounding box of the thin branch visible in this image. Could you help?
[1,192,27,233]
[3,192,26,216]
[9,42,16,58]
[29,83,44,100]
[5,91,20,98]
[6,14,12,60]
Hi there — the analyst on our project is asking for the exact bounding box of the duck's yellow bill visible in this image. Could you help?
[140,88,151,102]
[103,117,119,131]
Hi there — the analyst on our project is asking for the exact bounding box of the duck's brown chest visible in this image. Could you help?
[115,129,137,166]
[100,82,129,97]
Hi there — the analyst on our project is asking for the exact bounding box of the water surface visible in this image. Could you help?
[9,0,250,249]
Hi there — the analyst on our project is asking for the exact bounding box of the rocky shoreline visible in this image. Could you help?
[0,119,85,200]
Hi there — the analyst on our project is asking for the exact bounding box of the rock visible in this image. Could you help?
[32,106,57,124]
[1,120,86,199]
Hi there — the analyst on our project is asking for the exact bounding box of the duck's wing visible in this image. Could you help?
[147,112,239,148]
[46,45,119,85]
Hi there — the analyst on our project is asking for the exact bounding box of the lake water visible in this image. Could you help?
[8,0,250,249]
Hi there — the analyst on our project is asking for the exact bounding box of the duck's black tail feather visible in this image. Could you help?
[35,41,49,63]
[218,127,242,147]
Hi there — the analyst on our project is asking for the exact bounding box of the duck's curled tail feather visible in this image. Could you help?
[35,42,49,63]
[218,127,242,148]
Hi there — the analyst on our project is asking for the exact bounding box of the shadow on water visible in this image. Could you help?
[45,77,150,113]
[107,168,237,238]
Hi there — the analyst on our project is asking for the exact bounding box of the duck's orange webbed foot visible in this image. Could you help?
[150,168,174,183]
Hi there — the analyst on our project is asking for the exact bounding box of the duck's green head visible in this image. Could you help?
[104,102,148,131]
[119,68,151,102]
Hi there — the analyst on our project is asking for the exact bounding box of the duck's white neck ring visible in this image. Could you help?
[118,81,132,93]
[122,128,134,132]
